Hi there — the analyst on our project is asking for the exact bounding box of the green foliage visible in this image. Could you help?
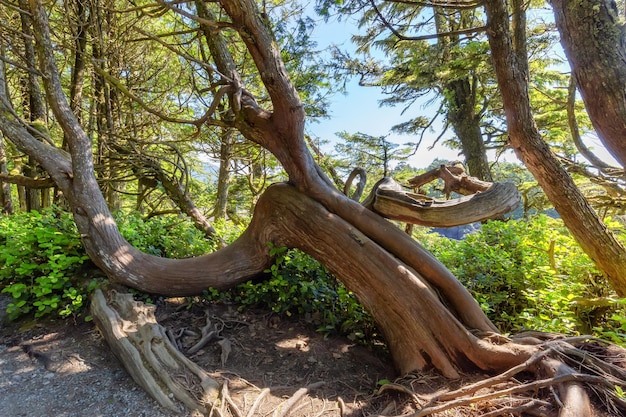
[3,206,624,348]
[0,208,94,320]
[333,131,414,196]
[204,244,378,341]
[115,212,221,257]
[422,215,626,344]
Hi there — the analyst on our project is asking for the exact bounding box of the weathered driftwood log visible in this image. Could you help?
[363,177,520,227]
[91,288,220,414]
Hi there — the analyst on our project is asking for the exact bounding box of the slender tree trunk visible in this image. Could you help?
[92,0,121,210]
[19,0,47,211]
[484,0,626,296]
[551,0,626,168]
[566,77,615,170]
[215,127,234,220]
[68,0,88,124]
[0,134,13,214]
[446,78,493,181]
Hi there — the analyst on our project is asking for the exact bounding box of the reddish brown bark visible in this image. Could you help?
[484,0,626,297]
[2,7,613,407]
[551,0,626,168]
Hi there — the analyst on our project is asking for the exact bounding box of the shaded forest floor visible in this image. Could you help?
[1,296,623,416]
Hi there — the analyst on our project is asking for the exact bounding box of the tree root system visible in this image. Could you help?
[92,287,626,417]
[375,338,626,417]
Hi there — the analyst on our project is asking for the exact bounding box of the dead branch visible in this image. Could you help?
[344,167,367,201]
[428,348,551,403]
[363,177,520,227]
[407,373,606,417]
[245,388,270,417]
[0,173,55,188]
[407,163,492,196]
[480,398,553,417]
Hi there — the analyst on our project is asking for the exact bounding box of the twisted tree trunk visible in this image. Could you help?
[0,1,623,415]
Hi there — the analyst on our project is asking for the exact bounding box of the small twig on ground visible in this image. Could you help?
[188,313,223,354]
[337,397,346,417]
[379,400,397,415]
[245,387,270,417]
[273,381,325,417]
[480,399,552,417]
[376,383,424,405]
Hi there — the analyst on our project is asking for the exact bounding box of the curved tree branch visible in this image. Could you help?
[369,0,487,41]
[365,177,519,227]
[566,76,617,171]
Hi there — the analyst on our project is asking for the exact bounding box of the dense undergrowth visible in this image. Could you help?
[1,207,625,346]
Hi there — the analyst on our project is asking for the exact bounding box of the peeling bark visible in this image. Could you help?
[551,0,626,168]
[91,288,220,413]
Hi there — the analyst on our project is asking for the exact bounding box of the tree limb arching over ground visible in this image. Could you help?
[0,0,624,416]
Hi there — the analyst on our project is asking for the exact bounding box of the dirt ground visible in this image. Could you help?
[3,295,624,417]
[0,296,407,417]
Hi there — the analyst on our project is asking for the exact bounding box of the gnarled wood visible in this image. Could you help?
[1,2,623,416]
[363,177,520,227]
[91,288,220,413]
[407,163,493,196]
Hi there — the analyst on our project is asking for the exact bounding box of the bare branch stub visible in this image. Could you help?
[407,163,492,196]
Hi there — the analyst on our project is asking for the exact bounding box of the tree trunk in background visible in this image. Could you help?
[68,0,88,125]
[551,0,626,168]
[446,78,493,181]
[0,134,13,214]
[92,0,122,210]
[485,0,626,296]
[19,0,47,211]
[215,127,234,220]
[566,77,616,170]
[434,9,492,181]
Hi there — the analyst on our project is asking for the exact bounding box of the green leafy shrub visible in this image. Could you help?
[116,212,221,258]
[423,215,625,343]
[0,208,94,320]
[204,244,378,342]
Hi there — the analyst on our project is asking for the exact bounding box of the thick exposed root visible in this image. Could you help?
[91,288,221,413]
[91,288,329,416]
[377,338,626,417]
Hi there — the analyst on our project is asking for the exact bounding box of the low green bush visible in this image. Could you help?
[115,212,221,258]
[2,207,624,347]
[422,214,626,343]
[0,207,94,320]
[0,209,235,321]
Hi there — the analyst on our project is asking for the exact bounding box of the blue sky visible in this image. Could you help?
[303,13,463,169]
[302,7,619,170]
